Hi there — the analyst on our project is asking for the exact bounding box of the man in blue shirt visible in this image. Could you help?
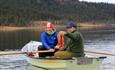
[39,21,58,57]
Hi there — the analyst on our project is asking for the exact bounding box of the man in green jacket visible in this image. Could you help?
[54,21,85,58]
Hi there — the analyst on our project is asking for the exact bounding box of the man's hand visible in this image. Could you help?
[59,31,66,36]
[48,49,55,52]
[54,45,60,49]
[59,47,65,51]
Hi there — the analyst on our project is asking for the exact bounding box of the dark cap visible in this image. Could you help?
[66,21,77,29]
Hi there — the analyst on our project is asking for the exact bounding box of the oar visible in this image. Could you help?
[31,50,54,54]
[85,50,115,56]
[0,50,54,55]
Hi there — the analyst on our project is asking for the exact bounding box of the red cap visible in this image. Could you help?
[46,22,54,29]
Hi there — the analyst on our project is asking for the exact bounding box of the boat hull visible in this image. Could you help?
[27,57,104,70]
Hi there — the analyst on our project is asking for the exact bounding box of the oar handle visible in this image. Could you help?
[32,50,54,54]
[0,51,25,55]
[85,50,115,56]
[0,50,54,55]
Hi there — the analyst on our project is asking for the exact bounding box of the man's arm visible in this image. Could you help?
[59,31,80,41]
[65,32,80,41]
[41,32,51,50]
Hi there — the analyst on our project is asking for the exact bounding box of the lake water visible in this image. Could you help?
[0,26,115,70]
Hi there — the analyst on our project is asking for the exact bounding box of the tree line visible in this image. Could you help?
[0,0,115,26]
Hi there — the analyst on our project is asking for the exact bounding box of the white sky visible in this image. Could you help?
[79,0,115,4]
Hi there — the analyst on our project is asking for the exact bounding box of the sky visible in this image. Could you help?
[79,0,115,4]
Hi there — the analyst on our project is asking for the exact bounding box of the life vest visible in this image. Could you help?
[57,32,64,49]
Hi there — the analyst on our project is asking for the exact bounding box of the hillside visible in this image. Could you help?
[0,0,115,25]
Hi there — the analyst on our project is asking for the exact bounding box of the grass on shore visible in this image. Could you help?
[0,26,44,32]
[0,23,114,32]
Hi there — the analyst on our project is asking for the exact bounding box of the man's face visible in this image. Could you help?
[67,27,75,33]
[46,27,53,32]
[67,28,72,33]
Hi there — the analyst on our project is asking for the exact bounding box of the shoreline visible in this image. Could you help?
[79,22,115,27]
[78,23,115,30]
[0,23,115,31]
[0,26,43,32]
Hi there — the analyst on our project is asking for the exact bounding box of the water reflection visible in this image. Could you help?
[0,26,115,51]
[0,29,42,50]
[81,27,115,53]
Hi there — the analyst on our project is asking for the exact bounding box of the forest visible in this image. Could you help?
[0,0,115,26]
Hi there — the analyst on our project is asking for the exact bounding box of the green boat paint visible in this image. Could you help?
[27,57,105,70]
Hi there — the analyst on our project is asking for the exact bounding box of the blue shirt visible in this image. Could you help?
[40,32,58,50]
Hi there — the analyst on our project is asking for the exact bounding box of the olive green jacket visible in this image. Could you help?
[64,30,85,57]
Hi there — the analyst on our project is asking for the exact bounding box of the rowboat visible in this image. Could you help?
[0,51,113,70]
[27,57,106,70]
